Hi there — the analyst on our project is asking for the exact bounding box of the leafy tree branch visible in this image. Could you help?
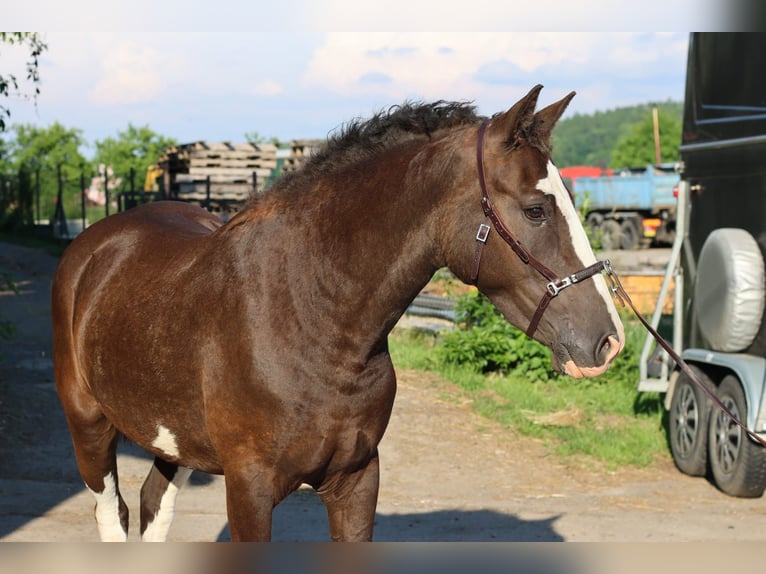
[0,32,48,132]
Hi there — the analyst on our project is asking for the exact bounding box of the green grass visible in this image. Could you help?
[389,324,670,470]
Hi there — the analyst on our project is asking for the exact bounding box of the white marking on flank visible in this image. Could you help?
[536,160,625,347]
[152,424,180,459]
[87,472,127,542]
[142,467,193,542]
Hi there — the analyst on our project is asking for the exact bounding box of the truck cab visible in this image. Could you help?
[641,33,766,497]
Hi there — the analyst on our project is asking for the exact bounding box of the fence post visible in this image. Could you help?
[35,167,40,224]
[81,172,87,233]
[104,166,110,217]
[52,164,69,239]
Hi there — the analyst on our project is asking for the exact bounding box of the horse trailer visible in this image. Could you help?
[639,33,766,497]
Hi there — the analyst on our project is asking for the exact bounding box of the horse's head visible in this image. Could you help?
[441,85,624,378]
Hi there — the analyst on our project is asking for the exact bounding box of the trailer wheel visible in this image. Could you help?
[599,219,622,250]
[669,366,713,476]
[619,219,641,250]
[708,375,766,498]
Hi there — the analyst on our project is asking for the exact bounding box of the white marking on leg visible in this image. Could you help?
[152,424,180,459]
[536,160,625,347]
[141,467,193,542]
[87,472,127,542]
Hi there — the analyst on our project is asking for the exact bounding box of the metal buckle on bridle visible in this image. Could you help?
[602,259,625,306]
[546,276,573,297]
[475,223,491,243]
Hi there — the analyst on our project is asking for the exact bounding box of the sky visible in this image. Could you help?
[2,1,732,152]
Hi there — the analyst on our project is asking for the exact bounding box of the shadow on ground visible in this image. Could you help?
[216,487,564,541]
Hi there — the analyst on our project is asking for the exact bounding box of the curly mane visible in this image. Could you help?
[267,101,482,194]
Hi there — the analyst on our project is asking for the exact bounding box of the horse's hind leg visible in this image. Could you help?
[140,457,192,541]
[61,401,129,541]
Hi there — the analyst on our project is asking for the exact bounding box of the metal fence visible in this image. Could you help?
[0,164,263,240]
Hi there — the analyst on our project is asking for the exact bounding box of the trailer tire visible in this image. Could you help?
[694,228,766,352]
[599,219,622,250]
[669,365,714,477]
[708,375,766,498]
[619,218,641,250]
[586,212,603,230]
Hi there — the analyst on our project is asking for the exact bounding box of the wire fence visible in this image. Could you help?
[0,163,264,240]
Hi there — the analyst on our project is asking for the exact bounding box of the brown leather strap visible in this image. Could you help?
[470,224,490,285]
[471,117,610,337]
[605,263,766,449]
[475,119,558,284]
[526,292,554,337]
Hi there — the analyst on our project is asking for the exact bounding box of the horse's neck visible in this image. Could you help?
[309,160,444,329]
[237,147,449,358]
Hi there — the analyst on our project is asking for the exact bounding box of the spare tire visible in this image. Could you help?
[694,228,766,352]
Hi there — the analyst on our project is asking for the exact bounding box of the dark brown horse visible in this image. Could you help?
[52,85,624,542]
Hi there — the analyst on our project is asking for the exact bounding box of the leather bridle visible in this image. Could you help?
[469,118,609,337]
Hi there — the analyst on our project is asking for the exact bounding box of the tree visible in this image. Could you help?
[610,109,682,168]
[552,101,682,167]
[5,122,89,220]
[0,32,48,132]
[244,131,281,146]
[92,124,176,188]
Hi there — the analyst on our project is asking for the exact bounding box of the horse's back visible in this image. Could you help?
[54,201,220,287]
[67,200,220,254]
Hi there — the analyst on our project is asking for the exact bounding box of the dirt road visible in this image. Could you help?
[1,241,764,542]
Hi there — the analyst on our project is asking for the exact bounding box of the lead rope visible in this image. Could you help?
[604,262,766,449]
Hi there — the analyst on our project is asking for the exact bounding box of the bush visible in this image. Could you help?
[438,291,558,381]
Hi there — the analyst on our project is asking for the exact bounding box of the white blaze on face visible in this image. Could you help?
[152,424,180,459]
[88,472,127,542]
[536,160,625,355]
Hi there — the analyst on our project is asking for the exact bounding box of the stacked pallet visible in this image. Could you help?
[279,139,323,176]
[158,141,278,214]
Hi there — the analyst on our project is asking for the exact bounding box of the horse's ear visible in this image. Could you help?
[490,84,544,144]
[532,91,576,144]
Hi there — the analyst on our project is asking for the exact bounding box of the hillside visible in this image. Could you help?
[552,100,683,168]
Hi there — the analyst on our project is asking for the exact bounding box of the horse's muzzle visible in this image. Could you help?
[558,334,622,379]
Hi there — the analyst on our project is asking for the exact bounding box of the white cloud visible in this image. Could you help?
[303,33,686,111]
[89,45,165,105]
[250,79,283,97]
[304,33,567,100]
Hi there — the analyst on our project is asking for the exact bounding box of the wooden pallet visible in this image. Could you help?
[177,167,274,180]
[155,140,280,211]
[280,139,323,175]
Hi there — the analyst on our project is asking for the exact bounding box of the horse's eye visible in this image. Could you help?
[524,206,546,221]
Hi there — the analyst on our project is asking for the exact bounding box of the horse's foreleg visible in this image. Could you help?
[140,457,192,541]
[223,463,276,541]
[318,452,380,542]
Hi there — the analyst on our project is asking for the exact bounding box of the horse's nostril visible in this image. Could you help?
[596,333,621,365]
[597,334,619,364]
